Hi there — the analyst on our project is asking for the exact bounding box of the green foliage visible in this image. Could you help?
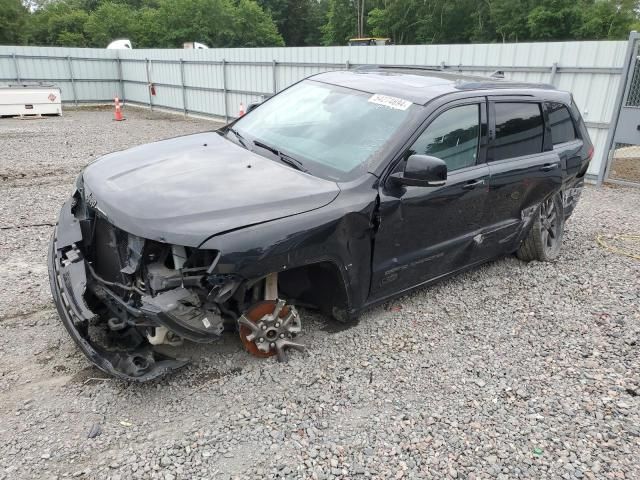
[575,0,639,39]
[131,7,163,47]
[15,0,283,47]
[143,0,283,47]
[152,0,237,47]
[527,0,580,40]
[365,0,640,44]
[28,2,90,45]
[304,0,328,45]
[0,0,29,45]
[2,0,639,47]
[322,0,356,45]
[56,30,86,45]
[490,0,532,42]
[232,0,284,46]
[258,0,327,46]
[84,2,136,47]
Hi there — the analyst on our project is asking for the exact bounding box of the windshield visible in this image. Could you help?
[228,80,416,181]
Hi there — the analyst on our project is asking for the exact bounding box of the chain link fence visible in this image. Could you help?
[609,143,640,183]
[624,52,640,107]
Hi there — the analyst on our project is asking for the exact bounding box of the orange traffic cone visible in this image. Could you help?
[113,96,125,121]
[238,103,245,117]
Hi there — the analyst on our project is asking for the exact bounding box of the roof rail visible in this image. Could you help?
[456,80,556,90]
[354,64,444,72]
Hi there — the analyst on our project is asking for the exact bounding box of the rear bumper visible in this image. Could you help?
[48,198,188,381]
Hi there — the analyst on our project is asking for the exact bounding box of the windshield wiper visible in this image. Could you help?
[253,140,307,172]
[227,127,249,150]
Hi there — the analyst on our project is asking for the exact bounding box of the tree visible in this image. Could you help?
[131,6,163,47]
[257,0,328,45]
[354,0,364,37]
[232,0,284,46]
[28,1,90,45]
[5,0,640,48]
[151,0,283,47]
[84,2,136,47]
[576,0,639,40]
[322,0,356,45]
[304,0,328,44]
[489,0,532,42]
[527,0,580,40]
[368,0,484,45]
[368,1,418,44]
[0,0,29,45]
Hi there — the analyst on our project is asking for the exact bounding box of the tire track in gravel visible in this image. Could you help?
[0,306,56,323]
[0,168,64,182]
[0,223,56,230]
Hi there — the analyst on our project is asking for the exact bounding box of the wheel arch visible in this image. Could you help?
[277,259,353,322]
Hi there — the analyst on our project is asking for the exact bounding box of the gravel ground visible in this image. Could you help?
[1,107,639,480]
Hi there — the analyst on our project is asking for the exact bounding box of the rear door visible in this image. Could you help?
[481,98,563,256]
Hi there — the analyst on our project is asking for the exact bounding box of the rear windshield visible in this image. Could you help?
[229,80,416,181]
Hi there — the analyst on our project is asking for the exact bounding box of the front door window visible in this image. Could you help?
[408,104,481,171]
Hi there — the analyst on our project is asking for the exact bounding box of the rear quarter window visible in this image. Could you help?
[547,102,577,145]
[493,102,544,161]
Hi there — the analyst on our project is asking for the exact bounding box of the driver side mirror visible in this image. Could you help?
[246,102,261,113]
[247,95,271,113]
[390,154,447,187]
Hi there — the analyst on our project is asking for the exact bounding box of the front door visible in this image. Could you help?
[370,100,490,300]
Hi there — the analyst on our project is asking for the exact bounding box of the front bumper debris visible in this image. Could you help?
[48,199,189,381]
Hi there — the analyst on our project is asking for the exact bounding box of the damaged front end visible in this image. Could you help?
[48,189,252,381]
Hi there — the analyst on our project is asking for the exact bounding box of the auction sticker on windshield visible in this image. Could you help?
[368,94,412,110]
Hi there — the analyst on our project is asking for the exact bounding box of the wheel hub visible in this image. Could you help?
[238,299,305,361]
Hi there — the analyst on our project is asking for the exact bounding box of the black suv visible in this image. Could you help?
[49,66,593,380]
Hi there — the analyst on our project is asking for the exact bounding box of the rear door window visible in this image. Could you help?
[547,102,577,145]
[492,103,544,160]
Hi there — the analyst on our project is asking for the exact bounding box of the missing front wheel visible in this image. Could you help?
[237,299,306,362]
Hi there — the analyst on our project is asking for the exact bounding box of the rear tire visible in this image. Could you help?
[516,194,564,262]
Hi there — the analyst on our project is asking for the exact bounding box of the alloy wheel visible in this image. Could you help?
[539,197,559,253]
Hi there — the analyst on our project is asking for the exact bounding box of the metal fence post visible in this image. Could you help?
[272,59,277,94]
[346,60,350,70]
[67,55,78,107]
[222,59,228,122]
[12,53,20,83]
[550,62,558,85]
[180,58,187,117]
[598,30,639,186]
[145,58,153,110]
[117,56,125,104]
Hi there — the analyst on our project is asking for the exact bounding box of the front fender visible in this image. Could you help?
[199,193,378,313]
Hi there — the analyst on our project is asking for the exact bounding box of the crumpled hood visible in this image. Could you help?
[82,131,340,247]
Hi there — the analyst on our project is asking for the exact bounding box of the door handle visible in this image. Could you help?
[540,163,558,172]
[462,179,485,190]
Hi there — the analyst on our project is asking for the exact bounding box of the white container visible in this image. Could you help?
[183,42,209,49]
[107,39,132,49]
[0,84,62,117]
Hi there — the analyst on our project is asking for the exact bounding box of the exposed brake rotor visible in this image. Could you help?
[238,299,305,362]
